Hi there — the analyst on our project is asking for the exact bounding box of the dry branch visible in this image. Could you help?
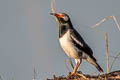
[105,32,109,73]
[91,16,120,32]
[51,0,59,26]
[47,70,120,80]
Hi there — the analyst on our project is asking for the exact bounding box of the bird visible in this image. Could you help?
[50,12,103,75]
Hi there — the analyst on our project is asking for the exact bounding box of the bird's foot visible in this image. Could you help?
[67,71,86,79]
[67,72,76,79]
[67,71,82,79]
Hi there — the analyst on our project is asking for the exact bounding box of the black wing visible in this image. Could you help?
[70,29,96,61]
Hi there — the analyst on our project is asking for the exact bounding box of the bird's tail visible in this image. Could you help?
[86,56,103,73]
[94,62,103,73]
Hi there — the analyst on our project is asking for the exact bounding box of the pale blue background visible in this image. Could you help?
[0,0,120,80]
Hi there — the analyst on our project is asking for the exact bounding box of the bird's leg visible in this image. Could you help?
[70,60,80,76]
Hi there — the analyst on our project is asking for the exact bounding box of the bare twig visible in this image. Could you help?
[64,58,74,72]
[110,52,120,72]
[112,16,120,31]
[105,32,109,73]
[91,18,107,28]
[91,16,113,28]
[51,0,59,26]
[76,73,87,80]
[48,70,120,80]
[64,59,71,72]
[51,0,56,13]
[91,16,120,32]
[110,55,120,58]
[69,58,74,70]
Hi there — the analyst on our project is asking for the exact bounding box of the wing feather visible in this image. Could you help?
[70,29,94,57]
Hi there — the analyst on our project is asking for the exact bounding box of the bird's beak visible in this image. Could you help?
[50,13,64,18]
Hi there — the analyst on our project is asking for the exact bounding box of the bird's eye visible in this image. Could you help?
[62,16,68,21]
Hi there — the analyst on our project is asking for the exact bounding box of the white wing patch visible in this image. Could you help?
[71,35,84,47]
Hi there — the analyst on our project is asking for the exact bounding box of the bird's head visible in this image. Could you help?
[50,13,70,24]
[50,12,73,37]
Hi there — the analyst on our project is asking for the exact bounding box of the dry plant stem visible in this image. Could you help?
[64,59,71,72]
[76,73,87,80]
[112,16,120,31]
[51,0,56,14]
[51,0,59,26]
[91,18,107,28]
[69,58,74,70]
[105,32,109,73]
[110,52,120,72]
[91,16,120,32]
[48,70,120,80]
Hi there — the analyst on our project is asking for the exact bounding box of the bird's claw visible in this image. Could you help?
[67,71,83,79]
[67,71,76,79]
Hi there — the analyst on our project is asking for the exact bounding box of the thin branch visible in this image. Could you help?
[69,58,74,70]
[110,55,120,58]
[51,0,56,13]
[51,0,59,26]
[112,16,120,31]
[105,32,109,73]
[91,18,107,28]
[64,59,71,72]
[64,58,74,72]
[91,16,120,32]
[110,52,120,72]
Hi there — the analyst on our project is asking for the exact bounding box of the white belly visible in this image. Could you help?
[59,30,79,59]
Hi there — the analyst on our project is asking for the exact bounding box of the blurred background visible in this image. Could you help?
[0,0,120,80]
